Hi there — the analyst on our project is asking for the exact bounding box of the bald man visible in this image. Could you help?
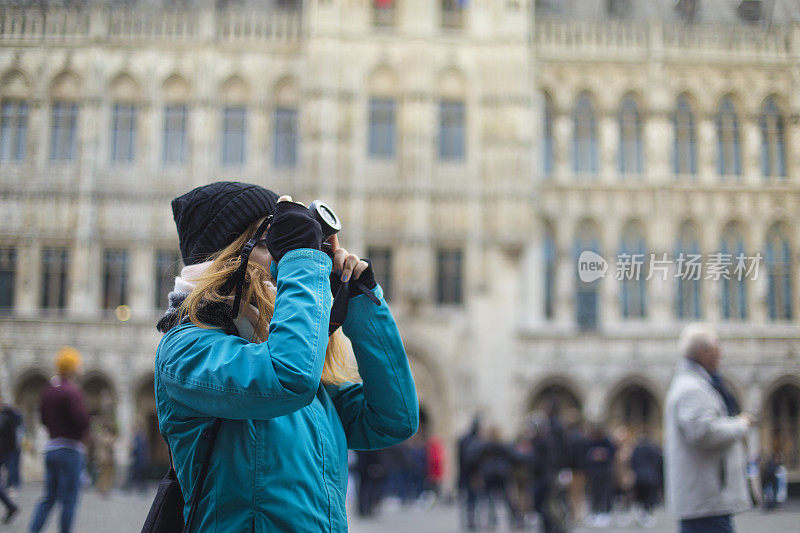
[664,324,754,533]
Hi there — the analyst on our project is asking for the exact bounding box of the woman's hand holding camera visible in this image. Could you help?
[328,235,376,299]
[265,196,324,262]
[266,196,376,297]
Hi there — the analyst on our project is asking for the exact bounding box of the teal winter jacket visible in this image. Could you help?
[155,249,419,532]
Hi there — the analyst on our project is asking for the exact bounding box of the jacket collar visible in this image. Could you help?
[679,357,713,384]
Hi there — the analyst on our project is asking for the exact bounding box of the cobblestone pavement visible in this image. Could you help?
[3,483,798,532]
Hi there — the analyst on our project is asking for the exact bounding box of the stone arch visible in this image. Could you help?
[162,73,191,102]
[715,91,744,114]
[80,370,117,420]
[109,72,140,102]
[273,76,299,107]
[618,90,645,115]
[526,375,584,415]
[605,375,663,440]
[678,219,702,250]
[13,369,49,472]
[720,219,749,250]
[759,93,788,114]
[437,67,467,99]
[368,65,399,97]
[13,368,48,429]
[49,71,81,100]
[575,218,602,252]
[220,75,249,104]
[761,377,800,474]
[404,343,450,440]
[766,220,794,249]
[675,91,700,113]
[1,69,31,99]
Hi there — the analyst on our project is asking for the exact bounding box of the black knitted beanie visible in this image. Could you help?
[171,181,279,265]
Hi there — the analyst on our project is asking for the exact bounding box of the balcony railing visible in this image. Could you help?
[0,5,303,45]
[535,20,794,62]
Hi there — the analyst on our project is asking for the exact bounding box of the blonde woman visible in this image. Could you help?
[155,182,418,531]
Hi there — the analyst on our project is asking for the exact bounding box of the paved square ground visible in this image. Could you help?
[3,483,798,532]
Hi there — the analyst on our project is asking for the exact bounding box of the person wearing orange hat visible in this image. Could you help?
[29,347,90,533]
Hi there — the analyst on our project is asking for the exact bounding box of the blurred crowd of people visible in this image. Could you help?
[456,404,664,532]
[346,400,791,532]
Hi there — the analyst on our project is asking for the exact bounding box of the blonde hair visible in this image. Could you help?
[56,346,82,377]
[179,220,358,386]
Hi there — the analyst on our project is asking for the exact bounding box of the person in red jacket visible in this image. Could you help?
[29,346,90,533]
[426,435,446,498]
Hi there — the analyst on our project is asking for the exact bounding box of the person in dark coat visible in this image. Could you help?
[631,433,662,525]
[458,417,483,530]
[0,404,20,523]
[356,449,386,517]
[126,425,150,493]
[478,426,521,529]
[585,423,616,527]
[29,347,91,533]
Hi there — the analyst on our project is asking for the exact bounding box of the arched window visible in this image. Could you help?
[368,67,398,159]
[760,97,787,178]
[543,222,556,319]
[162,74,190,165]
[0,99,28,161]
[0,70,30,161]
[109,74,140,165]
[220,76,249,168]
[716,97,742,177]
[618,95,643,175]
[675,222,702,320]
[273,77,299,169]
[49,72,80,162]
[542,92,554,176]
[766,224,793,321]
[720,223,747,320]
[575,220,601,330]
[572,93,598,175]
[673,96,697,175]
[619,221,647,318]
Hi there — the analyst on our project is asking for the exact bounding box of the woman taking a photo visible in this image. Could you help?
[155,181,418,531]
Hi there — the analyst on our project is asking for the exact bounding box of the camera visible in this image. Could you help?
[307,200,342,238]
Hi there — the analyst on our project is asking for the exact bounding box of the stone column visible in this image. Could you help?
[698,114,716,185]
[749,218,768,324]
[743,114,761,186]
[15,242,39,317]
[554,112,571,184]
[130,247,153,319]
[599,110,618,184]
[555,218,575,328]
[521,233,545,329]
[602,218,621,328]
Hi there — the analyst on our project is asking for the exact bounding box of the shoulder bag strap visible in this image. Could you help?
[182,418,223,533]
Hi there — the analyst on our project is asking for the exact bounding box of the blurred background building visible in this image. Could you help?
[0,0,798,487]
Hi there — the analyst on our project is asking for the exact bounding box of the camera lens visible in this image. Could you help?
[309,200,342,237]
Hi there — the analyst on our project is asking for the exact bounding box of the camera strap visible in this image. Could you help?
[220,216,272,319]
[328,278,380,336]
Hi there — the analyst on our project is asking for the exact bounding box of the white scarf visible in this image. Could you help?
[174,261,276,342]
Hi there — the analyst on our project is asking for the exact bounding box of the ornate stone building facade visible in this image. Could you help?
[0,0,798,483]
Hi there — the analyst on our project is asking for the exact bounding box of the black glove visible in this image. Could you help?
[328,260,380,336]
[330,259,377,300]
[265,202,323,262]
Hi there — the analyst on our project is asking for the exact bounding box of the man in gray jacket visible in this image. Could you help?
[664,324,754,533]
